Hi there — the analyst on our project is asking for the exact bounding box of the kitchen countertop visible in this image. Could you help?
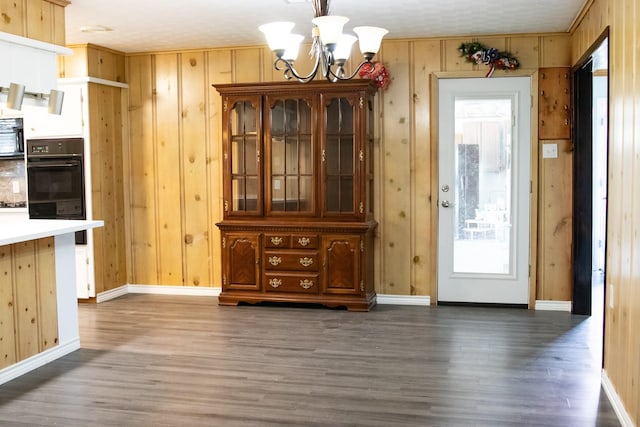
[0,219,104,246]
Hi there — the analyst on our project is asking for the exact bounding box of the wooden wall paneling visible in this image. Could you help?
[61,46,89,79]
[540,35,572,67]
[35,238,57,351]
[180,52,211,287]
[0,245,16,368]
[0,0,25,36]
[630,1,640,419]
[442,39,474,72]
[507,36,540,69]
[378,40,412,295]
[89,83,127,293]
[52,1,65,45]
[232,48,263,83]
[570,0,640,423]
[87,45,127,82]
[113,85,127,287]
[154,53,184,285]
[89,83,106,293]
[25,0,53,44]
[538,68,571,140]
[411,39,441,298]
[12,241,40,360]
[127,55,159,284]
[536,139,573,301]
[207,50,232,287]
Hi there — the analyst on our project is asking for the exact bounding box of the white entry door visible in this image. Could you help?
[437,77,531,305]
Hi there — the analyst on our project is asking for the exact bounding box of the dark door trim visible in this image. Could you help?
[571,28,609,316]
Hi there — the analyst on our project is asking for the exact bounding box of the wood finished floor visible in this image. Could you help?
[0,294,621,427]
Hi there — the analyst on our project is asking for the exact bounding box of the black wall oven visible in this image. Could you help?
[27,137,86,244]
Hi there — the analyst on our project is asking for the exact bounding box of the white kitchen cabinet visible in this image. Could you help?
[24,83,85,139]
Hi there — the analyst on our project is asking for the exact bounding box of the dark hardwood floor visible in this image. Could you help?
[0,294,620,426]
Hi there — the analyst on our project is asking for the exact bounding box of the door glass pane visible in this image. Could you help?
[453,98,512,274]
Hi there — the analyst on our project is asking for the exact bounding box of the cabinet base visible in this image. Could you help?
[218,292,377,312]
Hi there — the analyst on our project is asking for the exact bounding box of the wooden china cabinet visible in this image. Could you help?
[214,80,378,311]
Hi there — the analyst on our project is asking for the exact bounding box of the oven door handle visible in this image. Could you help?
[27,161,80,168]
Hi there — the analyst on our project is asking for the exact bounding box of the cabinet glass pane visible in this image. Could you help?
[272,137,285,175]
[300,135,312,174]
[269,97,312,213]
[232,177,244,210]
[245,136,257,175]
[324,96,355,214]
[340,136,354,174]
[229,100,258,213]
[326,176,339,211]
[300,176,312,211]
[231,137,244,175]
[231,101,257,134]
[340,177,353,210]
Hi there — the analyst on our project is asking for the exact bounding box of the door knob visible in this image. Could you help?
[441,200,450,208]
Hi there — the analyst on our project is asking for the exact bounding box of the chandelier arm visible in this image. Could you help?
[274,55,322,83]
[326,59,373,81]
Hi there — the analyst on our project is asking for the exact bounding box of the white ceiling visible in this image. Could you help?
[64,0,587,53]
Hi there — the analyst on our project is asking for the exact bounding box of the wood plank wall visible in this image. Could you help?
[0,0,67,45]
[58,45,129,295]
[125,34,573,300]
[0,237,58,369]
[572,0,640,423]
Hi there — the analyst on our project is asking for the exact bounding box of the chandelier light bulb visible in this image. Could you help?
[333,34,357,63]
[311,15,349,49]
[259,21,295,54]
[282,34,304,61]
[353,26,389,57]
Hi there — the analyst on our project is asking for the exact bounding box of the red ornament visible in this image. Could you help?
[359,61,391,90]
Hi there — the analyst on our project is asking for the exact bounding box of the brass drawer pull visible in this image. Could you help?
[271,236,283,246]
[299,257,314,267]
[298,237,310,246]
[269,278,282,288]
[300,279,314,289]
[268,256,282,266]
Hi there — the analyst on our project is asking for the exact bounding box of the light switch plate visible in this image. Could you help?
[542,143,558,159]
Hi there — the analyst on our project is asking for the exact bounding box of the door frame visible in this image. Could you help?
[431,70,539,308]
[571,28,610,316]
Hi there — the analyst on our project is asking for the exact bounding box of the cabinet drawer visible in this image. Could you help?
[291,234,318,249]
[264,250,319,271]
[265,273,320,294]
[265,234,290,248]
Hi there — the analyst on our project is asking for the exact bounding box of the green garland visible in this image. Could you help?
[459,41,520,77]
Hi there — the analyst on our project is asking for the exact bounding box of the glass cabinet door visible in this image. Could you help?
[322,94,357,216]
[227,97,261,215]
[266,96,314,214]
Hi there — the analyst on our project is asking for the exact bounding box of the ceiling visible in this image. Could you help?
[64,0,587,54]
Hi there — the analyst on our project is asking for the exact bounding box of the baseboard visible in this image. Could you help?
[96,285,129,303]
[534,300,572,311]
[128,284,220,297]
[377,294,431,306]
[602,369,634,427]
[0,339,80,386]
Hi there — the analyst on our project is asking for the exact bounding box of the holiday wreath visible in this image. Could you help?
[458,42,520,77]
[358,61,391,90]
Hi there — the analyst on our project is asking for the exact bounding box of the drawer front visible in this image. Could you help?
[291,234,318,249]
[264,234,290,248]
[265,273,320,294]
[264,250,319,271]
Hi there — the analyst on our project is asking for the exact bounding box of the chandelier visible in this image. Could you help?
[259,0,388,83]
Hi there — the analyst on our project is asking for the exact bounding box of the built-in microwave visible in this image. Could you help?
[0,117,24,159]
